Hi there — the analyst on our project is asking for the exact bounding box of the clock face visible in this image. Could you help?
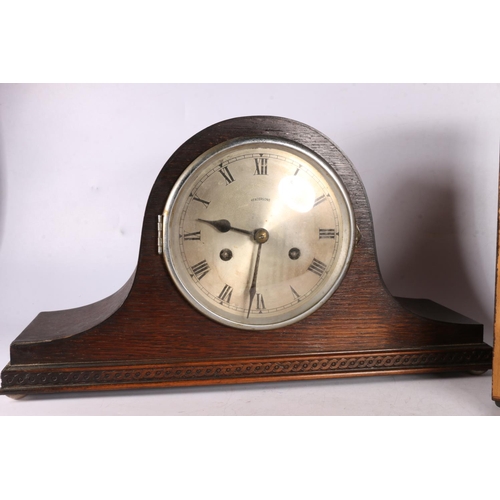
[162,137,355,330]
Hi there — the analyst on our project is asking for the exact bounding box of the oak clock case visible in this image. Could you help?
[0,116,492,397]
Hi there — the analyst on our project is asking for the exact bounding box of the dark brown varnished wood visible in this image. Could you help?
[493,169,500,405]
[0,116,492,396]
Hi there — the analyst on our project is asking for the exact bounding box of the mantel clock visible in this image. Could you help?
[0,116,492,397]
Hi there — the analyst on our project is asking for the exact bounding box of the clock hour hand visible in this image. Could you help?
[197,218,253,235]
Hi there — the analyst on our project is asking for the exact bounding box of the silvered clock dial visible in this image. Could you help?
[162,137,355,330]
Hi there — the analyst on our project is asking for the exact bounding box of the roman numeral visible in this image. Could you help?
[290,286,301,301]
[192,196,210,208]
[256,293,266,311]
[308,258,327,277]
[183,231,201,241]
[219,165,235,185]
[254,157,268,175]
[191,259,210,280]
[319,229,337,239]
[314,194,327,207]
[218,284,233,303]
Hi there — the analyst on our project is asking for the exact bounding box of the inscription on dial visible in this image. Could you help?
[319,229,337,239]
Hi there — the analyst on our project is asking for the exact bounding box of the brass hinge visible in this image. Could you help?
[157,215,163,255]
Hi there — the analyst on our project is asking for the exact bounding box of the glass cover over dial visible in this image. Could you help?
[162,137,355,330]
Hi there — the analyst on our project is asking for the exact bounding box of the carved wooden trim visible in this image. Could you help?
[1,345,492,394]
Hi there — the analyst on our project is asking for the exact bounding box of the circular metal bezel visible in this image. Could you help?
[162,136,356,330]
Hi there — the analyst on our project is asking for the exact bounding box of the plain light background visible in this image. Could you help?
[1,83,500,415]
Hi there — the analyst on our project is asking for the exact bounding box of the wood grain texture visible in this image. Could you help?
[493,176,500,404]
[0,116,492,396]
[0,345,492,395]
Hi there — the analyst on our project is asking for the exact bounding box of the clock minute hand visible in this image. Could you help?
[247,242,263,318]
[197,218,253,235]
[246,228,270,318]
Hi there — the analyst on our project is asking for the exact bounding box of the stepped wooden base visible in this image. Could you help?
[1,344,492,397]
